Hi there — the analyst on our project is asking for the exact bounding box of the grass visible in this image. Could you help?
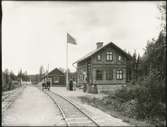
[78,95,153,127]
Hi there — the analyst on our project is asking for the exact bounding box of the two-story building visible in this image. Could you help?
[73,42,132,93]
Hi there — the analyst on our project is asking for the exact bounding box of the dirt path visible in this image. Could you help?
[2,85,64,126]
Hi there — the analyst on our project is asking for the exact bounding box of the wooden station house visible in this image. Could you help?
[43,68,65,86]
[74,42,132,93]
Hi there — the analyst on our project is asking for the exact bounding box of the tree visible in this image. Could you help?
[22,71,29,81]
[2,69,9,91]
[126,51,133,82]
[132,3,166,122]
[129,50,138,83]
[158,1,166,31]
[4,69,9,84]
[157,1,166,81]
[10,71,17,81]
[113,4,166,124]
[39,66,45,81]
[136,54,142,78]
[2,69,18,91]
[17,69,23,79]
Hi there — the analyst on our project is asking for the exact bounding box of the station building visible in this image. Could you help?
[43,68,65,86]
[74,42,132,93]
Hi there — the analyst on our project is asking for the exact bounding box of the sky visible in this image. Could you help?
[2,1,162,75]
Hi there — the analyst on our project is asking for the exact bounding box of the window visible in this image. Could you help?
[96,70,103,80]
[106,51,113,61]
[88,64,91,72]
[118,56,122,61]
[116,70,123,80]
[97,54,102,61]
[54,77,59,83]
[79,74,82,80]
[106,70,113,80]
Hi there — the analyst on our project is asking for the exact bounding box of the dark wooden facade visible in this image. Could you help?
[74,42,132,93]
[44,68,65,86]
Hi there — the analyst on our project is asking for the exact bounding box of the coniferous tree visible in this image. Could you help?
[39,66,45,81]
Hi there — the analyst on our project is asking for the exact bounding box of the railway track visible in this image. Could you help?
[2,88,20,102]
[39,87,100,126]
[2,94,11,102]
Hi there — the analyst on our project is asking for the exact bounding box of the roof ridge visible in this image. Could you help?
[73,41,131,64]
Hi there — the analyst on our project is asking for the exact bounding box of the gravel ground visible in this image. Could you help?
[2,86,26,113]
[2,85,65,126]
[2,85,132,126]
[51,87,132,126]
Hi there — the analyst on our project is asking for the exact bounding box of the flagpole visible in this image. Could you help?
[48,64,49,80]
[66,32,76,90]
[66,33,69,90]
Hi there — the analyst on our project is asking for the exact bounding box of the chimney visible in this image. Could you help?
[96,42,103,49]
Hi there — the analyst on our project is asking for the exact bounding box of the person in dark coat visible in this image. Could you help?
[42,82,45,90]
[83,77,88,92]
[47,81,50,90]
[69,79,73,91]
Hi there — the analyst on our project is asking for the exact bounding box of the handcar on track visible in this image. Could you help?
[42,81,50,91]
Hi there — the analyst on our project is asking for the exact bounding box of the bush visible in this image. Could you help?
[122,99,137,118]
[2,82,20,92]
[110,71,166,125]
[114,85,139,102]
[134,72,166,120]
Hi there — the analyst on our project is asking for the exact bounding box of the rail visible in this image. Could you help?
[37,85,100,126]
[43,90,69,126]
[49,90,100,127]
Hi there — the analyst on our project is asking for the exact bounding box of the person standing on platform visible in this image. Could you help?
[69,79,73,91]
[73,80,76,91]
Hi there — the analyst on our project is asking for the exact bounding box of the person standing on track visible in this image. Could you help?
[47,80,50,90]
[42,81,45,91]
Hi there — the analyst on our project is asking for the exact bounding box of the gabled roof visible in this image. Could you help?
[48,68,64,76]
[73,42,132,64]
[42,68,65,79]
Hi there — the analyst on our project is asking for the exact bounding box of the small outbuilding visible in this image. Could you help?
[43,68,65,86]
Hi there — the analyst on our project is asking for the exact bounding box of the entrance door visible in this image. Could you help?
[53,76,60,85]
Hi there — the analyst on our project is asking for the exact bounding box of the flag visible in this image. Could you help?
[67,33,77,45]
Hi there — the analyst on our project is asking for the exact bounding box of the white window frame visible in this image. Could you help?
[118,56,122,61]
[106,51,113,61]
[116,70,123,80]
[97,54,102,61]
